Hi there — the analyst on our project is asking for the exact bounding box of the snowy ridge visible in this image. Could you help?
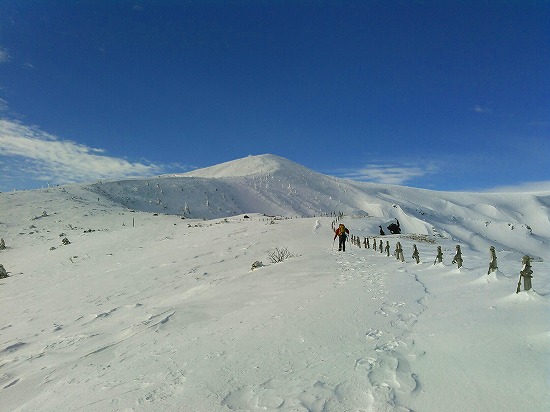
[1,155,549,411]
[87,154,549,260]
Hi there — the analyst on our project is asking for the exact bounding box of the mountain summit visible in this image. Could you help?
[183,154,312,179]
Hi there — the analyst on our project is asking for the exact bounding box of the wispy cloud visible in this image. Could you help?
[0,119,174,190]
[472,104,492,114]
[484,181,550,193]
[528,121,550,128]
[0,47,10,63]
[335,162,438,185]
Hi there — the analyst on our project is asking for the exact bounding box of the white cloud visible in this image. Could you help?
[484,181,550,193]
[0,48,10,63]
[337,163,437,185]
[472,104,492,114]
[0,119,166,188]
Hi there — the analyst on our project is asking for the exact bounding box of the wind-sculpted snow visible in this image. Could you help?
[0,155,549,411]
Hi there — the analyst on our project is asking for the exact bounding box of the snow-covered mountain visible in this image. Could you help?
[85,154,549,259]
[1,154,549,411]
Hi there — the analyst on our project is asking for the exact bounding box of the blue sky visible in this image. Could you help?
[0,0,549,192]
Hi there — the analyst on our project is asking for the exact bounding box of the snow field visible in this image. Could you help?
[1,208,548,411]
[1,155,549,411]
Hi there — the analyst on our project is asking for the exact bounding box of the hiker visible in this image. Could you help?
[334,223,350,252]
[379,225,385,235]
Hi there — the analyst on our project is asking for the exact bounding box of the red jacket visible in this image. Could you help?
[334,225,349,239]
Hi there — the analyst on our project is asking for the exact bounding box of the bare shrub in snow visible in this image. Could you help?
[268,247,294,264]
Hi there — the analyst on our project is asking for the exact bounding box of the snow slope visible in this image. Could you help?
[1,155,549,411]
[89,155,549,259]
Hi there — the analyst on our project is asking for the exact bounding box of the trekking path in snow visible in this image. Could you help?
[215,232,429,412]
[219,248,427,411]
